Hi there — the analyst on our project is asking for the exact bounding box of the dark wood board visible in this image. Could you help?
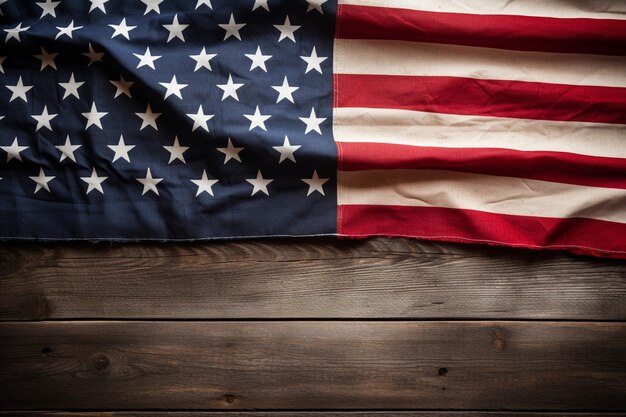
[1,321,624,410]
[1,238,625,320]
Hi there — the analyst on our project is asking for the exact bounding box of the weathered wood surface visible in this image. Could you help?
[1,321,624,410]
[2,238,625,412]
[1,238,625,320]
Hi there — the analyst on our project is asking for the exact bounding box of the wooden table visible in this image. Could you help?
[1,237,625,415]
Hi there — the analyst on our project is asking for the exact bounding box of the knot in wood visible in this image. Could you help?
[494,338,506,351]
[94,354,110,371]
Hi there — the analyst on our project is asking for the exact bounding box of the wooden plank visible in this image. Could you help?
[1,321,624,410]
[1,238,625,320]
[3,413,626,417]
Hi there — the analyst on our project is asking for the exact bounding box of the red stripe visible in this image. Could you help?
[338,205,626,259]
[335,74,626,125]
[336,4,626,56]
[339,142,626,190]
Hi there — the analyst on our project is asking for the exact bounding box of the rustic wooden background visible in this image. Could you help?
[1,237,625,416]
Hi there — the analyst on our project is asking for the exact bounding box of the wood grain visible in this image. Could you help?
[1,238,624,320]
[1,321,624,410]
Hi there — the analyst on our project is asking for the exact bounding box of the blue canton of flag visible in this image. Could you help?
[0,0,336,239]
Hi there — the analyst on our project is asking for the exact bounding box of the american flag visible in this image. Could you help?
[1,0,625,259]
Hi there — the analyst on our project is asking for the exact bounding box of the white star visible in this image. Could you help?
[217,138,243,164]
[0,56,5,73]
[252,0,269,11]
[300,46,327,74]
[82,102,108,130]
[109,18,136,40]
[191,170,218,197]
[89,0,109,13]
[159,75,188,100]
[82,42,104,65]
[245,46,272,72]
[135,103,161,130]
[217,73,244,101]
[6,76,33,103]
[81,168,108,194]
[302,170,329,196]
[163,136,188,164]
[274,16,300,42]
[244,106,271,131]
[30,168,55,194]
[186,105,214,132]
[306,0,327,14]
[272,76,299,103]
[273,136,300,163]
[1,138,28,162]
[163,14,188,42]
[134,47,161,69]
[246,170,273,196]
[140,0,164,15]
[55,135,81,162]
[59,73,84,99]
[56,20,83,40]
[299,107,326,134]
[34,47,58,70]
[219,14,246,41]
[36,0,61,18]
[136,168,163,196]
[108,135,135,162]
[190,47,216,71]
[196,0,212,9]
[4,23,29,42]
[110,77,133,98]
[31,106,57,132]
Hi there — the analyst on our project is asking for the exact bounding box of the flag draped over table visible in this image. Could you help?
[0,0,625,259]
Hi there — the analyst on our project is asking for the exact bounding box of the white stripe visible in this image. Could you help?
[338,0,626,20]
[333,107,626,159]
[334,39,626,88]
[338,169,626,223]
